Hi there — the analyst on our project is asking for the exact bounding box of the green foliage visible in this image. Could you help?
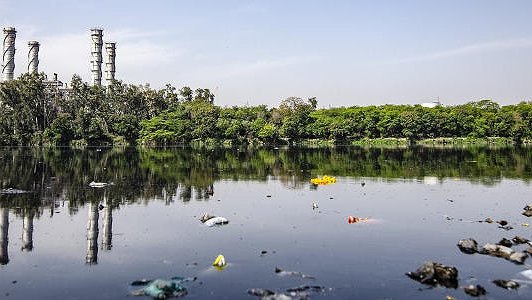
[2,73,532,146]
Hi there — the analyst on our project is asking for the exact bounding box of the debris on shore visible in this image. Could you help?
[522,205,532,217]
[457,238,528,264]
[406,261,458,288]
[493,279,520,290]
[463,284,486,297]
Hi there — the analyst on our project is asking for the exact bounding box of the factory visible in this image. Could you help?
[1,26,116,88]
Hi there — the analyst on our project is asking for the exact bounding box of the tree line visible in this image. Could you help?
[1,73,531,146]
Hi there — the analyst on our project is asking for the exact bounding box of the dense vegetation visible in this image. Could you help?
[1,74,531,146]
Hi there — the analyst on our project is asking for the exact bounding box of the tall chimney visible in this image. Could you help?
[105,42,116,86]
[28,41,40,74]
[90,28,103,86]
[2,27,16,81]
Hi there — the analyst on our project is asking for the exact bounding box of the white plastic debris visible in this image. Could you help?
[520,269,532,280]
[204,217,229,227]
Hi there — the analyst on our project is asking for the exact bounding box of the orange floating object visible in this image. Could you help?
[348,216,369,224]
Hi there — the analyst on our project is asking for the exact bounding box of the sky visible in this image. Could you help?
[1,0,532,107]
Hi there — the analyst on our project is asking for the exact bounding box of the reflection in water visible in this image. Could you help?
[0,208,8,265]
[0,146,530,266]
[101,193,113,251]
[21,210,34,251]
[85,202,99,265]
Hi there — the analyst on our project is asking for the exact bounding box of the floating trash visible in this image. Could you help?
[213,254,226,268]
[200,212,229,227]
[348,216,369,224]
[275,267,315,279]
[0,188,31,194]
[310,175,336,185]
[88,181,113,188]
[248,285,328,299]
[520,269,532,280]
[130,277,195,299]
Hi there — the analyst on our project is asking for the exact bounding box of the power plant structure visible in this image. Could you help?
[105,42,116,86]
[90,28,104,86]
[1,26,117,87]
[2,27,16,81]
[27,41,40,74]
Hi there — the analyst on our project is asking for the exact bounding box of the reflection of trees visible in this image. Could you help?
[0,146,530,216]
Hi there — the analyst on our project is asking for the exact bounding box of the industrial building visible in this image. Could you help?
[1,26,116,88]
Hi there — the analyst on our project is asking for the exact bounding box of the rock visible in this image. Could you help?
[493,279,520,290]
[527,247,532,256]
[512,236,530,244]
[523,205,532,217]
[406,261,458,288]
[497,220,508,226]
[479,243,527,264]
[458,238,478,254]
[480,243,513,258]
[497,238,513,248]
[508,252,527,264]
[464,284,486,297]
[484,218,494,223]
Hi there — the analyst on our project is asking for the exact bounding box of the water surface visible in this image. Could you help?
[1,146,531,299]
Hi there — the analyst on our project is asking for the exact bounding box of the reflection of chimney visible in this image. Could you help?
[104,42,116,86]
[101,194,113,251]
[27,41,40,74]
[0,208,9,265]
[2,27,16,81]
[21,211,34,251]
[90,28,103,86]
[85,202,99,265]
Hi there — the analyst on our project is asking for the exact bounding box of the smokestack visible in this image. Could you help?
[90,28,103,86]
[28,41,40,74]
[2,27,16,81]
[105,42,116,86]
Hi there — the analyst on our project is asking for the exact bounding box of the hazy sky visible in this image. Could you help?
[1,0,532,107]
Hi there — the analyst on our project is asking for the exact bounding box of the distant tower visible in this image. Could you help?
[2,27,16,81]
[90,28,103,86]
[28,41,40,74]
[104,42,116,86]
